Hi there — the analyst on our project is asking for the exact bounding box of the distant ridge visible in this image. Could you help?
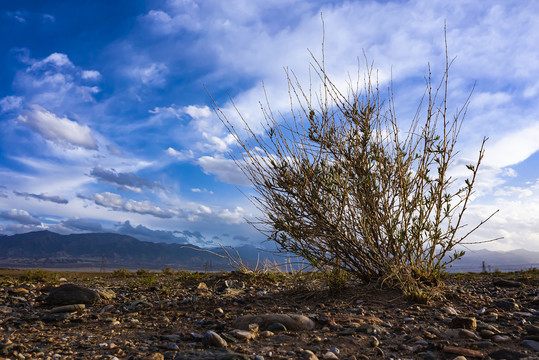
[0,231,536,272]
[0,230,261,271]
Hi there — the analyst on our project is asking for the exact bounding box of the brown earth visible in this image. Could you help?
[0,268,537,360]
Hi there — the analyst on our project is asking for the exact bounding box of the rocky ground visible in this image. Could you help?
[0,268,537,360]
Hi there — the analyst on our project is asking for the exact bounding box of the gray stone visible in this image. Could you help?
[174,349,249,360]
[488,349,531,360]
[522,339,539,352]
[232,314,315,331]
[202,331,227,348]
[267,322,287,332]
[496,300,519,311]
[229,329,256,341]
[46,284,99,306]
[492,278,523,288]
[50,303,85,313]
[526,325,539,336]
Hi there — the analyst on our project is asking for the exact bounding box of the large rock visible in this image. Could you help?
[232,314,316,331]
[45,284,100,306]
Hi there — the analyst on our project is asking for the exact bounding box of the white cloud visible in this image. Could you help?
[482,122,539,168]
[166,147,194,160]
[17,105,98,149]
[0,209,41,225]
[198,155,250,186]
[131,62,169,86]
[81,70,101,80]
[217,206,248,224]
[184,105,212,119]
[0,96,23,112]
[30,52,73,70]
[83,192,176,218]
[464,180,539,251]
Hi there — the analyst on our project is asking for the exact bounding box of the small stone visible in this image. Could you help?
[301,350,319,360]
[230,329,256,341]
[495,300,519,311]
[357,324,381,335]
[267,323,287,332]
[322,351,338,360]
[450,317,477,330]
[232,314,315,331]
[476,307,486,315]
[443,306,459,315]
[522,339,539,351]
[329,347,339,355]
[144,353,165,360]
[369,336,380,347]
[50,304,85,313]
[471,341,494,348]
[452,357,467,360]
[459,329,480,340]
[525,324,539,335]
[492,335,511,343]
[443,346,484,358]
[492,278,523,288]
[488,349,531,360]
[197,282,208,290]
[174,349,249,360]
[202,331,227,348]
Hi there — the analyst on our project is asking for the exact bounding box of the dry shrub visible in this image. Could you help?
[212,35,497,297]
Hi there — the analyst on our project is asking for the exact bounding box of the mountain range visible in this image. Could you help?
[0,231,537,272]
[0,230,268,271]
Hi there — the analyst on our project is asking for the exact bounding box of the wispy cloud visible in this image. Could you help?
[13,191,68,204]
[79,192,177,219]
[62,218,103,232]
[90,165,167,193]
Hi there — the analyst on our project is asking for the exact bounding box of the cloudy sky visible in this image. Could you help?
[1,0,538,252]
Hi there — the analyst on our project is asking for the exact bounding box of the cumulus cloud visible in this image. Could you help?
[90,165,167,193]
[62,218,103,232]
[30,52,73,70]
[79,192,176,218]
[17,105,98,149]
[81,70,101,80]
[0,209,41,225]
[13,191,68,204]
[11,51,101,109]
[184,105,212,119]
[198,155,250,186]
[116,220,190,244]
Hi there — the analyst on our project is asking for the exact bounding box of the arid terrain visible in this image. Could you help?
[0,268,537,360]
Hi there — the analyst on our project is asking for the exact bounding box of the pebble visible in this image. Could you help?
[301,350,319,360]
[522,339,539,351]
[322,351,338,359]
[492,335,512,343]
[450,317,477,330]
[202,331,227,348]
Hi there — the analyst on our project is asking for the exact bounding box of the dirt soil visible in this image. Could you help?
[0,268,537,360]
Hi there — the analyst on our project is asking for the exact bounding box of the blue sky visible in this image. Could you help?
[1,0,539,252]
